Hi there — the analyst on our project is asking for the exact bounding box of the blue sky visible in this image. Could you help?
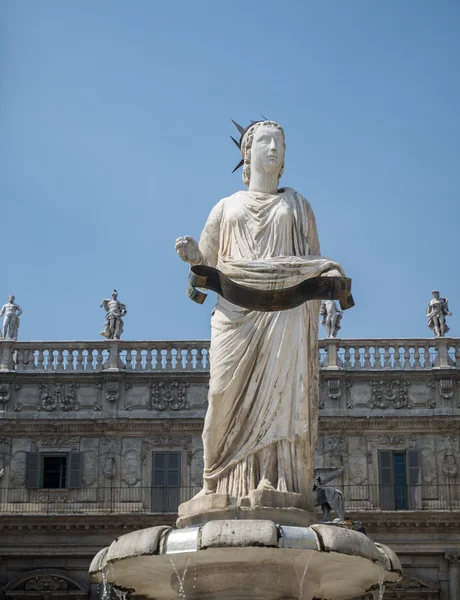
[1,1,459,341]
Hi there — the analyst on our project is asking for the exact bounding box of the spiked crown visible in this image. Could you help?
[230,118,267,172]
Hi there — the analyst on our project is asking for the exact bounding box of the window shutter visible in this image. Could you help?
[26,452,41,488]
[406,449,421,509]
[68,452,82,489]
[152,452,166,512]
[378,450,394,510]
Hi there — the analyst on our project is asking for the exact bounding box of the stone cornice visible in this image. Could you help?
[1,416,459,435]
[0,513,176,535]
[319,416,460,433]
[349,510,460,532]
[0,418,204,435]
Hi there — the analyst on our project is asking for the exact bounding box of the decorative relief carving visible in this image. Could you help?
[327,379,341,400]
[440,435,458,478]
[147,382,189,411]
[93,402,102,411]
[36,383,80,412]
[439,378,453,400]
[105,380,120,403]
[95,382,103,390]
[122,449,141,486]
[368,435,416,446]
[25,575,68,591]
[31,435,80,451]
[0,383,11,405]
[324,436,347,458]
[30,490,69,504]
[445,553,460,565]
[100,436,122,479]
[141,434,192,464]
[0,436,10,479]
[369,380,411,409]
[10,451,26,487]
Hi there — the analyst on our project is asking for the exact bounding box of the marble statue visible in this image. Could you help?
[0,295,22,340]
[320,300,342,338]
[176,120,347,503]
[426,290,452,337]
[100,290,127,340]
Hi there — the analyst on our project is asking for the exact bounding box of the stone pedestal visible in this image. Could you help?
[177,489,316,529]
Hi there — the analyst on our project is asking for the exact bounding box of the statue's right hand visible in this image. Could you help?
[175,236,201,264]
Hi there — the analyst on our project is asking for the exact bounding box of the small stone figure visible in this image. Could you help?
[427,290,452,337]
[320,300,343,338]
[100,290,127,340]
[0,295,22,340]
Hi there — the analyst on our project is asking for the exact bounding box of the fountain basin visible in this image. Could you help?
[89,520,401,600]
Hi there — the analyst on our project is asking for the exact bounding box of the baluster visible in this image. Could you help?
[203,347,210,370]
[55,349,64,372]
[144,349,153,370]
[362,345,370,369]
[164,346,173,370]
[398,345,406,369]
[182,347,191,370]
[381,345,388,369]
[95,348,104,371]
[46,349,55,371]
[413,345,421,369]
[37,349,45,370]
[135,348,143,370]
[123,349,131,370]
[75,349,83,371]
[425,345,433,368]
[16,348,25,371]
[343,345,351,369]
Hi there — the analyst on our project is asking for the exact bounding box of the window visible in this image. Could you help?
[378,449,421,510]
[25,452,82,489]
[42,454,67,488]
[151,451,181,512]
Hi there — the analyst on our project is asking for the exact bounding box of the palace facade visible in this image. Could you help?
[0,337,459,599]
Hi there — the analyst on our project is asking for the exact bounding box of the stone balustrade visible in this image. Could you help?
[0,340,210,372]
[319,338,459,370]
[0,338,458,372]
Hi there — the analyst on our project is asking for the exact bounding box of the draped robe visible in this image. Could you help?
[197,187,343,501]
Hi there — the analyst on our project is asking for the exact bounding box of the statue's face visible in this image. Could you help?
[8,295,14,303]
[250,125,285,176]
[433,291,440,299]
[112,292,118,300]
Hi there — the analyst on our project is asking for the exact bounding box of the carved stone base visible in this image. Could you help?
[176,490,316,529]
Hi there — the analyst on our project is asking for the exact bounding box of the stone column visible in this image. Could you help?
[445,553,460,600]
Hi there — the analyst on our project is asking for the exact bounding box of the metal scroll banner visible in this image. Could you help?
[187,265,355,312]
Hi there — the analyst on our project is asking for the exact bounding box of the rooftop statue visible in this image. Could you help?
[176,120,353,514]
[427,289,452,337]
[320,299,342,338]
[0,295,22,341]
[100,290,127,340]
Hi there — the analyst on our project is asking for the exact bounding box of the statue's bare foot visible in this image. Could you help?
[257,478,277,491]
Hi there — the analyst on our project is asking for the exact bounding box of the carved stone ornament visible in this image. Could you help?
[0,382,11,405]
[36,382,80,412]
[147,382,189,411]
[105,380,120,403]
[445,553,460,565]
[25,575,68,591]
[368,435,416,446]
[369,380,411,409]
[324,435,347,458]
[438,378,454,400]
[31,435,80,451]
[327,379,341,400]
[0,436,10,479]
[141,434,192,464]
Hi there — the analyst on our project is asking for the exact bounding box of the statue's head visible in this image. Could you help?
[241,121,286,186]
[8,295,14,303]
[432,290,440,299]
[112,290,118,300]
